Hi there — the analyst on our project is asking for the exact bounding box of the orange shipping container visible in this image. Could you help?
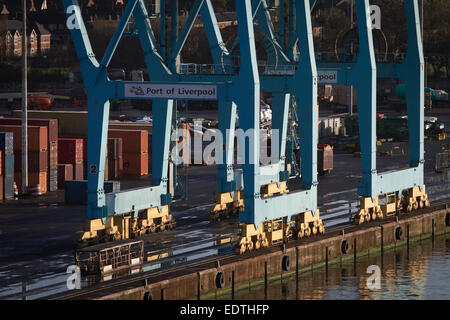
[0,175,3,200]
[123,153,148,176]
[30,171,47,194]
[0,125,48,151]
[105,156,109,181]
[108,130,148,154]
[74,162,84,180]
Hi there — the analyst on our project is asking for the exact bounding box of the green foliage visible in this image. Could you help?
[28,67,71,82]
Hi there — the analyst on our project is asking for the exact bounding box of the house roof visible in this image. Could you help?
[4,19,47,36]
[34,21,50,35]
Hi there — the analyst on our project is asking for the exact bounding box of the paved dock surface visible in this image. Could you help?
[0,108,449,298]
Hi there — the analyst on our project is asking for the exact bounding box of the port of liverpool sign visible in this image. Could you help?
[125,83,218,100]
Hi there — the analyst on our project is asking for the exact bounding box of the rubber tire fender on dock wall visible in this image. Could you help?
[215,271,225,289]
[341,240,349,254]
[446,213,450,227]
[282,255,291,272]
[395,226,403,240]
[143,291,152,300]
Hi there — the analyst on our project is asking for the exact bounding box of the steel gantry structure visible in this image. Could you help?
[64,0,428,252]
[209,0,429,235]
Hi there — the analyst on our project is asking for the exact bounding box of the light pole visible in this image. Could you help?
[21,0,28,194]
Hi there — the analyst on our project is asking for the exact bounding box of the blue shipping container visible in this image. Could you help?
[65,180,121,205]
[0,132,14,155]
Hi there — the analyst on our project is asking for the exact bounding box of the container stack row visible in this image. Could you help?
[109,130,148,176]
[0,132,14,200]
[0,124,48,194]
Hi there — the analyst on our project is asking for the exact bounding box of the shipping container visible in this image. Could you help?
[107,138,123,160]
[49,141,58,168]
[74,162,84,180]
[4,174,14,199]
[58,138,84,164]
[122,153,148,176]
[3,152,14,199]
[0,125,48,151]
[0,175,3,201]
[108,130,148,154]
[148,133,152,173]
[318,144,334,175]
[65,180,120,205]
[0,132,14,155]
[107,158,123,180]
[16,171,47,194]
[0,118,58,143]
[14,150,48,172]
[11,111,154,138]
[83,138,87,163]
[12,110,88,138]
[49,167,58,192]
[332,85,357,107]
[105,156,109,181]
[57,164,73,189]
[109,122,152,133]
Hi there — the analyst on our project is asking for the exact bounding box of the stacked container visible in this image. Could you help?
[0,132,14,200]
[107,138,123,180]
[57,164,73,189]
[0,126,48,194]
[108,130,148,176]
[148,133,152,174]
[0,119,58,191]
[58,138,84,180]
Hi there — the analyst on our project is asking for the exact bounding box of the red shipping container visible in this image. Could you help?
[122,153,148,176]
[57,164,73,189]
[83,138,87,163]
[74,162,84,180]
[0,150,2,176]
[0,125,48,151]
[0,118,58,143]
[108,130,148,154]
[58,138,84,164]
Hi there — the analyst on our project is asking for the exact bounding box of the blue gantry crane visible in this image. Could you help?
[210,0,429,233]
[316,0,429,223]
[63,0,427,252]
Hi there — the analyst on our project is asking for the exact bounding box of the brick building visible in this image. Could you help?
[0,3,51,57]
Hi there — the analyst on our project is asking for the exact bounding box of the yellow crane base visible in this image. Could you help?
[294,210,325,239]
[354,185,430,225]
[234,210,325,255]
[207,192,240,221]
[132,205,175,236]
[77,205,174,248]
[208,182,288,222]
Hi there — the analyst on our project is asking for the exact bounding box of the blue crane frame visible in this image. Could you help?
[62,0,424,233]
[212,0,426,213]
[62,0,318,228]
